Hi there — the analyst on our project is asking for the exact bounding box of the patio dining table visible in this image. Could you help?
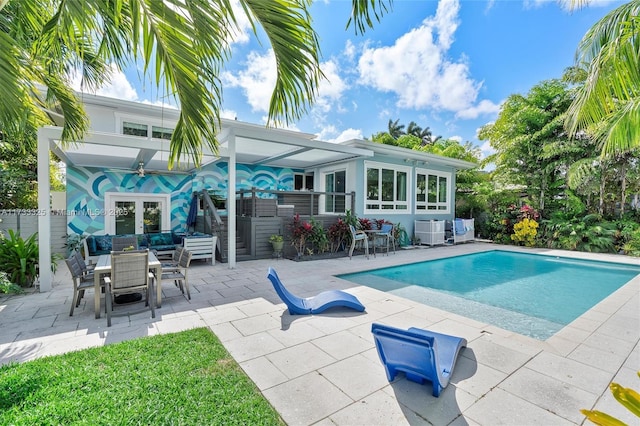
[93,251,163,319]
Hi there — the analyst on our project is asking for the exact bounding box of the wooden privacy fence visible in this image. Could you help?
[0,210,67,255]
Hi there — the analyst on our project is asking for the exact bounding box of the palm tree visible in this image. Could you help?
[565,1,640,157]
[419,127,441,146]
[406,121,422,137]
[387,119,405,139]
[0,0,391,168]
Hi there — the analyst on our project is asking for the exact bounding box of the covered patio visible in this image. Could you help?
[36,118,374,291]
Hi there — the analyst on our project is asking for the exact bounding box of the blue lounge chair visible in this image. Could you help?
[371,323,467,397]
[267,267,366,315]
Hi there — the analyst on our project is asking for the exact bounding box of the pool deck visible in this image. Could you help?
[1,243,638,425]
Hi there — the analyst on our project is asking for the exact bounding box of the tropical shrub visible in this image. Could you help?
[511,218,539,247]
[288,214,313,256]
[327,219,349,253]
[622,229,640,257]
[307,218,329,254]
[539,214,617,253]
[0,229,39,286]
[0,271,23,294]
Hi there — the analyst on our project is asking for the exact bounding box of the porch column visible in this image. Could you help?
[37,128,52,292]
[227,129,236,268]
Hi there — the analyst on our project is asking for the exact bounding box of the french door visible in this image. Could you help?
[105,193,171,235]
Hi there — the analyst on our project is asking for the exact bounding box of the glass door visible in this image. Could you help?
[114,201,136,234]
[105,193,170,235]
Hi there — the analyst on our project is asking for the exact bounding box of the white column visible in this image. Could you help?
[37,128,52,292]
[227,130,236,269]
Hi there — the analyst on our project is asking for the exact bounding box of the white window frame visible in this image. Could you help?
[114,112,177,141]
[415,168,451,214]
[294,172,314,191]
[322,169,347,214]
[363,161,411,214]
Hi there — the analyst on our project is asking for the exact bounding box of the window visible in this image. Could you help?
[151,126,173,140]
[123,121,148,137]
[324,170,346,213]
[365,163,409,212]
[294,173,314,191]
[416,169,450,213]
[120,119,174,139]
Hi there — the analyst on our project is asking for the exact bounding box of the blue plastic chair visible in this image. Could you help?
[267,267,366,315]
[371,323,467,397]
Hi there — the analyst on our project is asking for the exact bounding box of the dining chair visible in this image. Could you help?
[374,223,396,256]
[161,249,193,300]
[73,250,95,275]
[65,256,100,316]
[161,247,185,273]
[111,236,139,252]
[104,249,155,327]
[348,224,369,259]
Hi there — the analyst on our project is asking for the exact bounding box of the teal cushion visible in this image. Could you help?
[149,233,173,247]
[87,237,97,255]
[95,235,112,252]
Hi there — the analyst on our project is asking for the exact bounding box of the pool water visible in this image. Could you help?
[338,250,640,340]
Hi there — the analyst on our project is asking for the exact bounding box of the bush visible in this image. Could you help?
[0,230,39,287]
[511,218,539,247]
[0,271,23,294]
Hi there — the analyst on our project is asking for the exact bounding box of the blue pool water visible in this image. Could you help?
[338,250,640,340]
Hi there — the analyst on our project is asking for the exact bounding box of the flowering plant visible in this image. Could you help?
[289,214,313,255]
[511,218,539,247]
[519,204,540,221]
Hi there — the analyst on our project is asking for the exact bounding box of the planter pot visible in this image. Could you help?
[271,241,284,252]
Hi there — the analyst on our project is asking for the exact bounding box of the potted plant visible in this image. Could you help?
[269,234,284,253]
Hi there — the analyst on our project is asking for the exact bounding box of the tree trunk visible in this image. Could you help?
[620,164,626,218]
[599,176,605,216]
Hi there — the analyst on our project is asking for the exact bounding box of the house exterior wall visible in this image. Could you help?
[316,154,458,237]
[66,162,301,236]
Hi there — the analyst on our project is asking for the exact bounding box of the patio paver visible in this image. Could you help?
[0,243,638,425]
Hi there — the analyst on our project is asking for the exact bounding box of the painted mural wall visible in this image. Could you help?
[66,162,297,236]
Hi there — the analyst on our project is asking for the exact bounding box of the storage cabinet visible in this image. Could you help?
[414,220,445,246]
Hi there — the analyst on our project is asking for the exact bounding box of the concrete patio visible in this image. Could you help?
[0,243,638,425]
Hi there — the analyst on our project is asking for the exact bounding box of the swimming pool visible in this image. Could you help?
[338,250,640,340]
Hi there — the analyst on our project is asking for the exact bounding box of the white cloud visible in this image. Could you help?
[478,140,495,159]
[222,50,349,119]
[449,135,463,142]
[456,99,501,119]
[343,40,356,62]
[315,59,348,113]
[220,109,238,120]
[358,0,488,117]
[221,49,276,113]
[71,64,138,101]
[227,0,253,45]
[319,126,363,143]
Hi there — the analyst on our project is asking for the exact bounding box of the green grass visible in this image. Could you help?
[0,328,284,425]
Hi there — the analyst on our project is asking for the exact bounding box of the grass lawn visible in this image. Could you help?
[0,327,284,425]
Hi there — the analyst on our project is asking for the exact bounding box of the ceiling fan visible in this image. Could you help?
[135,161,146,177]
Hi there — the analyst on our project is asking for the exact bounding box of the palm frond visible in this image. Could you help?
[346,0,392,35]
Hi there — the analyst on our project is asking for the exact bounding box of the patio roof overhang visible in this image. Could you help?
[49,119,374,174]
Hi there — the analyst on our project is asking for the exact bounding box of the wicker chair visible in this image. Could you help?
[104,249,155,327]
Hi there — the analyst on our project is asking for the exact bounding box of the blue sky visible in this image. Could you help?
[79,0,625,160]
